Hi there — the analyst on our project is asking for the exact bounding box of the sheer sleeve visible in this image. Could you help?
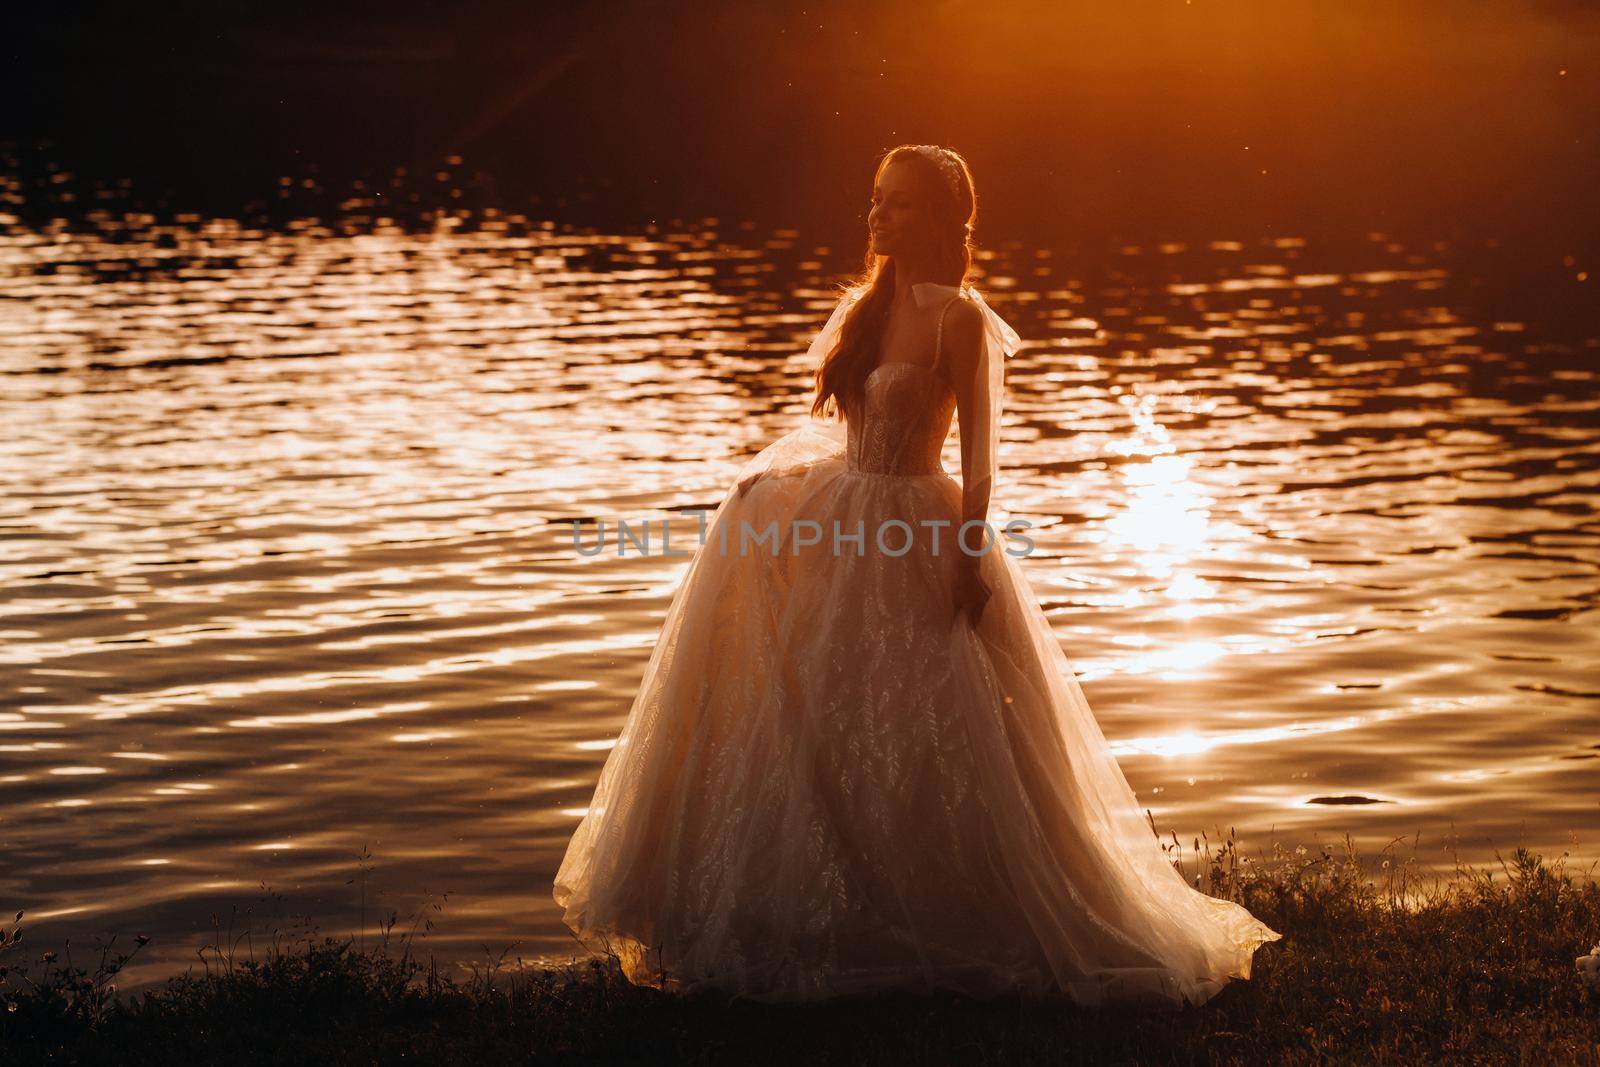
[963,287,1023,526]
[728,288,861,493]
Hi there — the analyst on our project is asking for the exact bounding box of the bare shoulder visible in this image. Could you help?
[943,293,984,333]
[940,294,985,377]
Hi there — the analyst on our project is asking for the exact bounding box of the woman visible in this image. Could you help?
[553,144,1281,1008]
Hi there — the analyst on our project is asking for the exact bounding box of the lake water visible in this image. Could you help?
[2,204,1597,992]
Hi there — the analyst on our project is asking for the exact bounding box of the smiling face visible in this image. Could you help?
[867,159,937,259]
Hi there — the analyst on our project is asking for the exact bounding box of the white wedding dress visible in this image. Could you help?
[553,282,1281,1008]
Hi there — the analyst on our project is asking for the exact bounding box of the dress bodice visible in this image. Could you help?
[845,362,956,476]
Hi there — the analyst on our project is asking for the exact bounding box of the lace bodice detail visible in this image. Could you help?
[845,362,956,476]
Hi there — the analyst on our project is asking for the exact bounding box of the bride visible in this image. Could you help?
[553,143,1281,1008]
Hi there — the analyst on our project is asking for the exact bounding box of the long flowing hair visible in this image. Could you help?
[810,144,978,420]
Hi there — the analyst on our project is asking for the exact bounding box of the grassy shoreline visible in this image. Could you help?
[5,834,1599,1065]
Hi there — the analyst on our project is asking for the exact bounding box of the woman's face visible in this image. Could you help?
[867,159,934,259]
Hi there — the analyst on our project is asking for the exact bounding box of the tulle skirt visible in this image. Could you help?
[553,454,1281,1008]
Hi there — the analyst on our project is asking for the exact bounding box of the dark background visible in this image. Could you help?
[4,0,1597,254]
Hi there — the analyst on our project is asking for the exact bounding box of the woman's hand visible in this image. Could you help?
[952,561,992,627]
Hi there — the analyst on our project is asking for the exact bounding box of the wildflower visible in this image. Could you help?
[1577,944,1600,991]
